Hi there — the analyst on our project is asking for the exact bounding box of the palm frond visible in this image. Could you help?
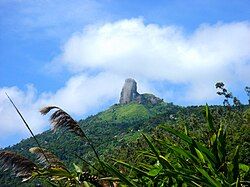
[0,151,37,180]
[40,106,86,138]
[29,147,65,169]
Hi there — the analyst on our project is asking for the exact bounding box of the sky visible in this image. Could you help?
[0,0,250,148]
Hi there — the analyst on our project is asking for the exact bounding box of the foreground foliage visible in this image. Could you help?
[109,105,249,186]
[0,104,249,186]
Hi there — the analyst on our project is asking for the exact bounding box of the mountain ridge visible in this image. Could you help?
[2,85,249,186]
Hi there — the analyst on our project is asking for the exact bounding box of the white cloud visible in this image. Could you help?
[0,85,46,147]
[0,73,125,147]
[59,19,250,100]
[1,18,250,147]
[47,72,124,115]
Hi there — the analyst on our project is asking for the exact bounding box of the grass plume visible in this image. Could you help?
[40,106,86,138]
[0,151,37,181]
[29,147,66,169]
[40,105,106,175]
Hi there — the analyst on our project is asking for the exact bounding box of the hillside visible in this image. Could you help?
[1,103,250,186]
[1,79,249,186]
[4,100,179,162]
[0,99,184,185]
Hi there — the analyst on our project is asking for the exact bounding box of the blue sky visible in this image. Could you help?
[0,0,250,148]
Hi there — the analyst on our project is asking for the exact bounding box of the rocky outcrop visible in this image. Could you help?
[119,78,139,104]
[136,93,163,105]
[119,78,163,105]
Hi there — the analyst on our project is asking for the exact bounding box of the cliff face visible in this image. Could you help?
[119,78,163,105]
[119,78,139,104]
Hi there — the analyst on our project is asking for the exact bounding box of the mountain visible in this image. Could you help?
[1,79,249,186]
[0,101,182,186]
[1,78,182,185]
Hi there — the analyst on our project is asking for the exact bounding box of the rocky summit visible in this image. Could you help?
[119,78,163,105]
[119,78,139,104]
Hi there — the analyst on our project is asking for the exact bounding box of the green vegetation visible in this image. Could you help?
[97,102,152,122]
[0,84,249,186]
[108,105,250,186]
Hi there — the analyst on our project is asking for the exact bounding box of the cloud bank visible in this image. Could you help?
[60,19,250,96]
[1,18,250,147]
[0,73,123,147]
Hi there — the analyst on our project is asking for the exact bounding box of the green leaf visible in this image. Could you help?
[101,161,137,187]
[148,165,162,177]
[161,125,217,164]
[210,133,217,145]
[232,146,240,180]
[142,133,174,170]
[197,167,221,187]
[161,126,192,144]
[205,104,215,132]
[164,169,205,184]
[73,163,82,173]
[83,181,90,187]
[159,155,174,170]
[235,177,240,187]
[142,133,160,159]
[196,143,217,165]
[217,124,226,163]
[114,160,150,176]
[195,148,205,164]
[165,144,198,163]
[239,164,249,172]
[184,125,188,135]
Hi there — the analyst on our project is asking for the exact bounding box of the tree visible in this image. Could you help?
[245,86,250,105]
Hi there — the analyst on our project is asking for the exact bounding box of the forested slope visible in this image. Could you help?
[0,100,249,186]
